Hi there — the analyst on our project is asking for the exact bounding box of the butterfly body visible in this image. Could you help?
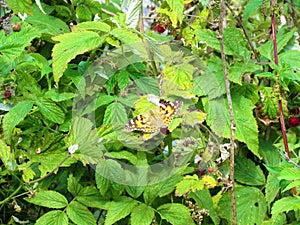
[125,95,182,133]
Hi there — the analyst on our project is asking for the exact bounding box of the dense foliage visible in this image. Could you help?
[0,0,300,224]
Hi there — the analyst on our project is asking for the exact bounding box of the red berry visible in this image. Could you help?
[150,6,155,11]
[4,89,11,99]
[289,116,300,127]
[155,25,165,33]
[208,168,214,173]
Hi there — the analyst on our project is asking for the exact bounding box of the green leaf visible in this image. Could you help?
[243,0,263,23]
[6,0,32,14]
[26,4,69,38]
[76,5,92,22]
[131,74,160,95]
[103,102,127,126]
[0,140,16,170]
[125,183,145,199]
[255,72,275,78]
[82,93,116,115]
[21,165,36,182]
[257,28,295,60]
[52,31,104,84]
[76,186,110,210]
[223,26,250,59]
[36,98,65,124]
[189,189,220,225]
[30,152,76,177]
[0,22,41,62]
[67,175,83,195]
[95,159,124,196]
[157,203,195,225]
[235,156,266,185]
[233,83,260,104]
[36,210,68,225]
[25,190,68,209]
[131,203,154,225]
[271,197,300,214]
[3,100,34,137]
[105,151,137,165]
[282,180,300,193]
[117,70,130,91]
[218,187,267,224]
[278,167,300,181]
[265,172,280,205]
[194,29,220,52]
[194,75,224,99]
[73,21,111,33]
[44,89,74,102]
[262,213,286,225]
[125,0,141,28]
[110,28,141,44]
[67,201,96,225]
[205,93,260,158]
[143,174,182,204]
[166,0,184,26]
[54,5,71,19]
[182,111,206,127]
[279,50,300,70]
[261,87,280,119]
[175,175,204,196]
[229,61,261,85]
[104,196,138,225]
[163,64,193,89]
[96,93,116,108]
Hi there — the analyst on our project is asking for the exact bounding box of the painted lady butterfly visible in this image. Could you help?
[125,94,182,133]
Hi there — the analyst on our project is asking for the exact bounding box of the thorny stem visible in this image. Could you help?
[219,0,237,224]
[24,154,71,185]
[270,0,290,159]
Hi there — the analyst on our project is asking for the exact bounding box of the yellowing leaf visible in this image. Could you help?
[201,175,217,188]
[175,174,204,196]
[182,110,207,127]
[163,64,193,89]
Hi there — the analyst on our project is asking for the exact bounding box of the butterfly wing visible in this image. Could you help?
[158,99,182,126]
[125,96,183,133]
[125,109,161,133]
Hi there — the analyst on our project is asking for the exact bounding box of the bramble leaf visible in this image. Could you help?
[67,201,96,225]
[131,203,154,225]
[36,210,68,225]
[271,197,300,215]
[235,156,266,185]
[3,100,34,138]
[157,203,195,225]
[219,187,267,224]
[104,196,138,225]
[0,23,41,62]
[25,191,68,209]
[52,31,105,84]
[36,98,65,124]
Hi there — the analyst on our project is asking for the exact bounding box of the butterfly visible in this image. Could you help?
[125,94,182,133]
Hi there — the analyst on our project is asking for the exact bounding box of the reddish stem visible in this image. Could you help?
[270,0,290,159]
